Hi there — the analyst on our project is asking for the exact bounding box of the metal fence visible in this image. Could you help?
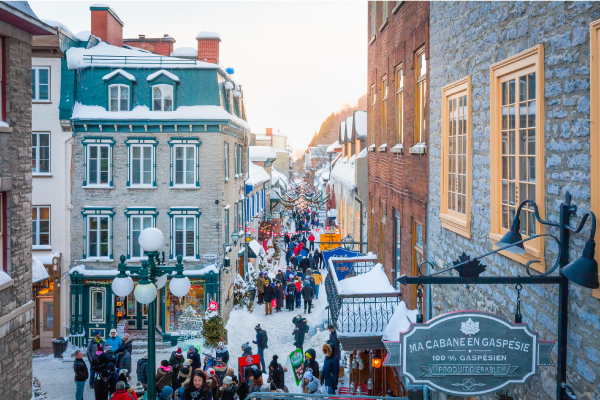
[244,393,408,400]
[83,55,204,65]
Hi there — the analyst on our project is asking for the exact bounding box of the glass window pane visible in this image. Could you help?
[153,86,162,98]
[153,99,162,111]
[176,218,183,230]
[509,79,515,103]
[31,70,36,99]
[528,73,536,100]
[110,86,118,98]
[528,101,536,127]
[528,129,536,155]
[519,76,527,102]
[502,82,508,106]
[121,86,129,99]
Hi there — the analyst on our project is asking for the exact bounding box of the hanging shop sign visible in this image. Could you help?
[288,348,305,386]
[259,221,273,242]
[319,233,341,251]
[322,247,359,280]
[208,300,219,311]
[202,253,219,260]
[384,311,555,396]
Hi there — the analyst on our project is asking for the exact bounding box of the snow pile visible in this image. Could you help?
[249,146,277,161]
[184,264,219,276]
[326,141,342,153]
[224,81,234,90]
[0,270,11,286]
[171,47,197,57]
[233,90,242,98]
[354,110,367,139]
[33,252,61,265]
[336,264,397,295]
[356,147,368,159]
[41,19,73,37]
[196,31,221,40]
[246,162,270,187]
[339,122,346,144]
[102,69,136,81]
[66,42,219,70]
[74,30,91,42]
[146,69,180,82]
[345,116,354,141]
[32,256,50,284]
[331,154,356,192]
[0,121,9,128]
[71,103,249,130]
[382,301,418,341]
[70,265,120,276]
[248,239,266,258]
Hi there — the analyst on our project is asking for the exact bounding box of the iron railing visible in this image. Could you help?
[326,258,402,334]
[83,55,205,66]
[244,393,408,399]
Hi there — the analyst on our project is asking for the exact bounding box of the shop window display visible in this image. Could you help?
[166,281,205,333]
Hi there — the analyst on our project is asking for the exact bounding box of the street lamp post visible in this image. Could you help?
[111,228,192,400]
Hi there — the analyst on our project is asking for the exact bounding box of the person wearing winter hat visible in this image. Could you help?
[136,352,148,385]
[320,343,340,395]
[252,324,268,373]
[104,328,122,351]
[257,272,266,305]
[93,369,111,400]
[158,385,174,400]
[216,339,230,365]
[301,369,318,394]
[301,279,315,314]
[86,330,104,388]
[156,360,173,392]
[168,347,184,391]
[114,346,131,380]
[178,358,193,389]
[187,345,201,371]
[220,375,237,400]
[267,355,288,391]
[241,342,253,357]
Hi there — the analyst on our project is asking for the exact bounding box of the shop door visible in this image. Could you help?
[125,293,148,330]
[238,254,244,277]
[38,298,54,348]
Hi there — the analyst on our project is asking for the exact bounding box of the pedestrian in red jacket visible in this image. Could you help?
[308,234,315,251]
[294,247,299,256]
[299,242,304,252]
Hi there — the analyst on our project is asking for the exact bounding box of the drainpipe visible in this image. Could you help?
[243,140,249,281]
[424,202,432,400]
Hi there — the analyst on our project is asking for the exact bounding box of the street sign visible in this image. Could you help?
[202,253,219,260]
[319,233,341,250]
[322,247,359,280]
[384,311,554,396]
[208,300,219,311]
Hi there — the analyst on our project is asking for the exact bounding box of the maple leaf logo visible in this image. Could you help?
[460,318,480,336]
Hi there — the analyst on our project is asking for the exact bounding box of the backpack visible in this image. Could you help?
[91,353,103,372]
[305,324,310,333]
[261,331,268,348]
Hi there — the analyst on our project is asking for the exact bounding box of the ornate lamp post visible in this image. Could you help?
[111,228,191,400]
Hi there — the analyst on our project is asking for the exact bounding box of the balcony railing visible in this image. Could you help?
[83,55,204,66]
[326,256,402,335]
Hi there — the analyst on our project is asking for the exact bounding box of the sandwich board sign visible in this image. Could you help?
[383,311,554,396]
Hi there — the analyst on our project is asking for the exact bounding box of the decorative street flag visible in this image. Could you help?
[288,348,305,386]
[383,311,555,397]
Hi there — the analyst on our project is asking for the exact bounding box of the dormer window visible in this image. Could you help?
[153,85,173,111]
[109,84,129,111]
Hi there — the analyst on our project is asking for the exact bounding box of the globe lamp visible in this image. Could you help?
[134,281,157,304]
[138,228,165,252]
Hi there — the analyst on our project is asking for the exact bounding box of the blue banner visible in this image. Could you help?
[323,246,359,280]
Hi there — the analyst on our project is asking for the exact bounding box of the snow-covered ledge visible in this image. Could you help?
[368,144,376,152]
[409,142,427,155]
[0,121,12,134]
[390,143,404,154]
[378,143,388,152]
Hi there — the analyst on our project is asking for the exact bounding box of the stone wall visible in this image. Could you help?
[0,31,34,400]
[428,2,600,398]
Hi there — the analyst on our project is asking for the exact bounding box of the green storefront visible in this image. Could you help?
[69,267,218,346]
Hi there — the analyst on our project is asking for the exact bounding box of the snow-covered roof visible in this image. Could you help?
[146,69,180,82]
[337,264,398,296]
[75,30,91,42]
[272,130,287,137]
[356,147,368,159]
[345,116,354,141]
[271,166,288,188]
[102,69,136,82]
[246,162,270,187]
[34,252,61,265]
[196,31,221,41]
[331,154,356,191]
[171,47,198,57]
[255,135,270,141]
[41,19,73,37]
[32,256,50,284]
[233,90,242,98]
[382,301,418,341]
[248,239,266,258]
[224,81,234,90]
[326,141,342,153]
[353,110,367,139]
[249,146,276,161]
[69,264,218,277]
[339,121,346,144]
[71,103,249,130]
[66,42,220,70]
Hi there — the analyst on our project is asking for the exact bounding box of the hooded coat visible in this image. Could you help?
[187,348,201,371]
[301,284,315,301]
[304,348,320,379]
[256,276,266,293]
[263,284,275,302]
[292,316,307,348]
[156,365,173,392]
[268,357,287,390]
[285,282,297,310]
[299,257,310,273]
[275,284,284,309]
[241,345,253,357]
[320,344,340,389]
[169,351,185,389]
[136,357,148,384]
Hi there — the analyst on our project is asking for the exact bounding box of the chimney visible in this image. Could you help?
[123,34,175,56]
[90,4,124,47]
[196,31,221,64]
[139,34,145,39]
[266,128,273,136]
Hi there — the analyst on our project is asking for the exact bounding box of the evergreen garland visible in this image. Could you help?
[201,314,227,348]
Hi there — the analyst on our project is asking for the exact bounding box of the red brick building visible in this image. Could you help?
[367,1,429,309]
[123,34,176,56]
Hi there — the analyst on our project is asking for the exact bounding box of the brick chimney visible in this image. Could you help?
[266,128,273,136]
[196,31,221,63]
[90,4,124,47]
[123,34,176,56]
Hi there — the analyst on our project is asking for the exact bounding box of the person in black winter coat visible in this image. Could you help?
[313,250,322,269]
[285,281,297,311]
[73,350,88,400]
[137,353,149,385]
[275,271,285,284]
[292,315,307,351]
[299,257,310,274]
[301,281,315,313]
[121,333,133,355]
[327,325,341,360]
[93,370,111,400]
[98,347,116,370]
[303,348,319,380]
[274,283,284,312]
[290,255,298,268]
[241,342,253,357]
[267,355,287,390]
[263,283,275,315]
[187,346,202,371]
[320,343,340,394]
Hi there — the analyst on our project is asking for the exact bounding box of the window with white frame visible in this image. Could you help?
[173,145,196,186]
[88,215,111,259]
[32,66,50,101]
[109,84,129,111]
[238,201,243,228]
[174,216,196,259]
[234,202,238,230]
[130,145,153,186]
[130,215,153,258]
[32,132,50,174]
[32,206,50,247]
[152,84,173,111]
[224,142,230,181]
[90,289,106,323]
[88,145,111,186]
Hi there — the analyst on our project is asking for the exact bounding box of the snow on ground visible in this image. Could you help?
[33,226,331,398]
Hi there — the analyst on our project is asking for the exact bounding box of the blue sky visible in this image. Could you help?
[30,1,367,151]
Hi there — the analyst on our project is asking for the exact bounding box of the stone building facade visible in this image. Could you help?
[0,2,55,398]
[367,1,429,308]
[427,2,600,398]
